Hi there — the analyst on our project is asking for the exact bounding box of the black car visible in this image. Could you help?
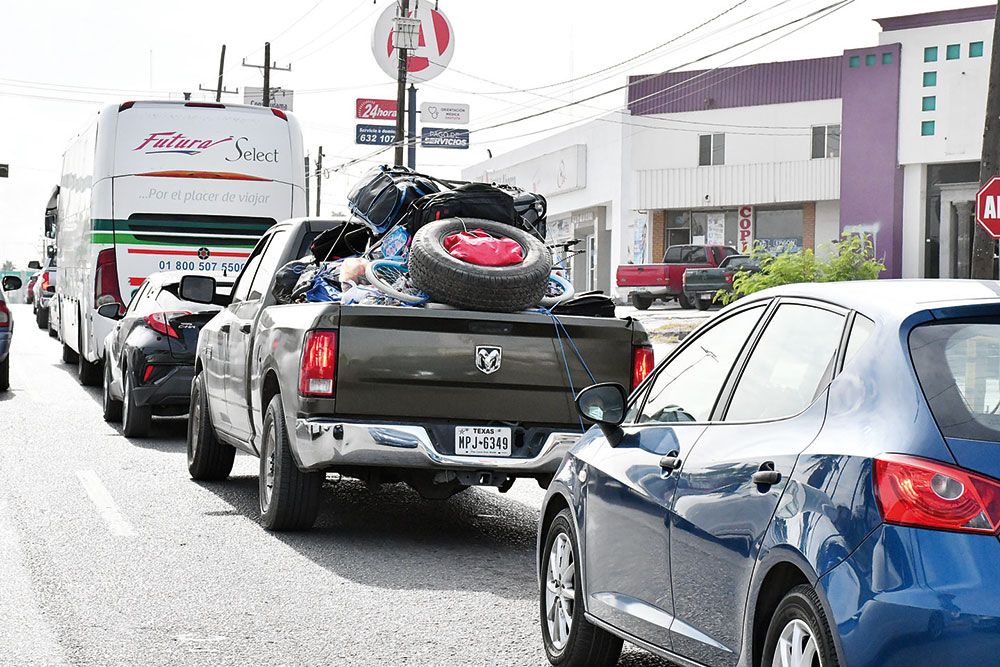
[100,272,230,437]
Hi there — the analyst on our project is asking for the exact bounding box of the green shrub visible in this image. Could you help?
[718,234,885,304]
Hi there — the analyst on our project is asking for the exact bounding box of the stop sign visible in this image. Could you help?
[976,176,1000,238]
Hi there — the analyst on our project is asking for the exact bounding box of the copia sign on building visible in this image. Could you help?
[371,4,455,83]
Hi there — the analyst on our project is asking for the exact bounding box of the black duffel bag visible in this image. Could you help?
[348,166,440,235]
[404,183,519,236]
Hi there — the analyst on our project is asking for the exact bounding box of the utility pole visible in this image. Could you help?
[972,5,1000,278]
[393,0,411,167]
[304,156,311,217]
[407,84,418,169]
[315,147,324,217]
[199,45,238,101]
[242,44,291,107]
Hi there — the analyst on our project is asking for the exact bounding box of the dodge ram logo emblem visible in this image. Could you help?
[475,346,502,375]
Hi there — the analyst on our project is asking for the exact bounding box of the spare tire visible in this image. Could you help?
[409,218,551,312]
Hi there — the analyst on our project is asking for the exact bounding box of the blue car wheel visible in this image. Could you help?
[762,585,839,667]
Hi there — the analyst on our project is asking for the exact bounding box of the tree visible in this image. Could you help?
[719,234,886,304]
[0,260,14,272]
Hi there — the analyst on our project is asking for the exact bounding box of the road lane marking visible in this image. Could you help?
[75,470,136,537]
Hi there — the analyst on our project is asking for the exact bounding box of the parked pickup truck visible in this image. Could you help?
[616,244,737,310]
[682,254,759,311]
[180,218,652,531]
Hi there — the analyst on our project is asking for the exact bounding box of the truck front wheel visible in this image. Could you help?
[259,393,323,531]
[187,372,235,480]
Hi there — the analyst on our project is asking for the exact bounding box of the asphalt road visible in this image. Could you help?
[0,305,675,667]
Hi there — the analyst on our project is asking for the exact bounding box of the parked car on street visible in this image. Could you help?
[0,275,24,391]
[33,257,56,332]
[682,253,759,310]
[181,217,652,531]
[616,244,737,310]
[538,279,1000,667]
[25,273,39,305]
[100,272,230,437]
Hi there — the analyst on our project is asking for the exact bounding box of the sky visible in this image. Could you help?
[0,0,987,266]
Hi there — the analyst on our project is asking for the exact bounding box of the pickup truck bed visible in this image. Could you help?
[187,218,650,530]
[617,244,736,310]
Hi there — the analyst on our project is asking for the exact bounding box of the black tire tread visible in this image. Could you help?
[122,372,152,438]
[260,394,322,531]
[62,342,78,364]
[0,357,9,392]
[409,218,551,312]
[102,360,122,423]
[763,584,840,667]
[187,373,235,480]
[631,292,653,310]
[35,306,48,330]
[541,509,623,667]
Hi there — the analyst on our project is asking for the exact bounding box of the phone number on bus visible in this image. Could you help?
[157,260,245,273]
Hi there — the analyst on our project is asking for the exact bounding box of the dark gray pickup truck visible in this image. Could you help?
[182,218,651,530]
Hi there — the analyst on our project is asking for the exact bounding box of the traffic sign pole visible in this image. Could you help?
[407,85,417,170]
[393,0,410,167]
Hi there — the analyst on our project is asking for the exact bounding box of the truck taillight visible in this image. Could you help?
[41,271,50,291]
[145,311,190,339]
[94,248,123,309]
[725,272,734,284]
[631,344,654,391]
[0,302,9,328]
[875,454,1000,534]
[300,331,337,397]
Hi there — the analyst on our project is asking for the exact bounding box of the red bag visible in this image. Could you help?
[443,229,524,267]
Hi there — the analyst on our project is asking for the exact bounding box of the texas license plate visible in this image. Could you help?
[455,426,512,457]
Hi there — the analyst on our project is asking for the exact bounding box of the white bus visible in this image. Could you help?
[55,100,306,384]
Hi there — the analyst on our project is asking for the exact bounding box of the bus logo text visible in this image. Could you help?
[134,132,234,155]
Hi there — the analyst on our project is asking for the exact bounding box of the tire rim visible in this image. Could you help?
[545,532,576,651]
[188,383,201,466]
[772,618,821,667]
[260,420,276,513]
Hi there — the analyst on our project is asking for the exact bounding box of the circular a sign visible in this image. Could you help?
[197,247,211,260]
[371,4,454,83]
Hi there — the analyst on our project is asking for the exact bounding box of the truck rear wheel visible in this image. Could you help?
[62,342,78,364]
[187,372,235,480]
[694,296,710,311]
[259,393,322,531]
[631,292,653,310]
[677,294,694,310]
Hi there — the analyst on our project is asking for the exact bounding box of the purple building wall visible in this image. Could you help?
[628,57,842,115]
[839,44,904,278]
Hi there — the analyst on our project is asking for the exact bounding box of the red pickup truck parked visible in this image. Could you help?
[617,244,737,310]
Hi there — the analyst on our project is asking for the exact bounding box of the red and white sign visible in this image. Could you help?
[371,4,455,83]
[356,98,398,121]
[976,176,1000,238]
[738,205,754,253]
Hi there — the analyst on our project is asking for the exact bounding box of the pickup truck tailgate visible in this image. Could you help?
[335,306,635,424]
[616,264,669,287]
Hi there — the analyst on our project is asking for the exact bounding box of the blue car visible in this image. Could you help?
[0,274,23,391]
[538,280,1000,667]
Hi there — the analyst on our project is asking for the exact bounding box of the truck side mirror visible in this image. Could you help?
[179,274,217,304]
[27,260,42,270]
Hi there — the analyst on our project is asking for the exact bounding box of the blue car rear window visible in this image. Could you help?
[910,319,1000,441]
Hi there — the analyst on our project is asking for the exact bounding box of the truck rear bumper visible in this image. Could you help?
[293,418,582,475]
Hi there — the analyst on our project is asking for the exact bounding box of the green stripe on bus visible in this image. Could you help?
[91,218,272,232]
[89,232,255,248]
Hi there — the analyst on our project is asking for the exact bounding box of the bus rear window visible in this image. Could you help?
[126,213,276,248]
[910,320,1000,441]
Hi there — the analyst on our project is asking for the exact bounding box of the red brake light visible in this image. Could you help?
[631,344,655,391]
[874,454,1000,534]
[144,311,190,339]
[41,271,50,291]
[0,302,9,328]
[271,108,287,121]
[184,102,226,109]
[724,272,734,284]
[300,331,337,397]
[95,248,123,308]
[119,101,135,112]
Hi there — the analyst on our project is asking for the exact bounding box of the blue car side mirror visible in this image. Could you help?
[576,383,627,447]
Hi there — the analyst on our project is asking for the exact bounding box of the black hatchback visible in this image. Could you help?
[100,272,230,437]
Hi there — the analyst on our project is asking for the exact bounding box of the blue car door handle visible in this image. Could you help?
[752,462,782,487]
[659,452,682,471]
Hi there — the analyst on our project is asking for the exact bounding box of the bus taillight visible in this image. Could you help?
[94,248,124,308]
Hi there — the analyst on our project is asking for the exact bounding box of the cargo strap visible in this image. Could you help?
[545,311,598,433]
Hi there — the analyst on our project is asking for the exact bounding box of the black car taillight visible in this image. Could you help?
[145,311,191,339]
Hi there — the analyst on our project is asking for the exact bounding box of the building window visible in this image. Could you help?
[882,52,894,65]
[924,46,938,62]
[971,41,985,58]
[946,44,961,60]
[922,96,936,111]
[922,120,936,136]
[923,71,937,87]
[849,55,861,68]
[698,133,725,166]
[865,54,877,66]
[811,125,841,159]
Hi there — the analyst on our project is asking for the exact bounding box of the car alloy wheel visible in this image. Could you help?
[545,532,576,651]
[772,619,821,667]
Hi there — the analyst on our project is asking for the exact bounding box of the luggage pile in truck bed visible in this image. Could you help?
[272,165,615,316]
